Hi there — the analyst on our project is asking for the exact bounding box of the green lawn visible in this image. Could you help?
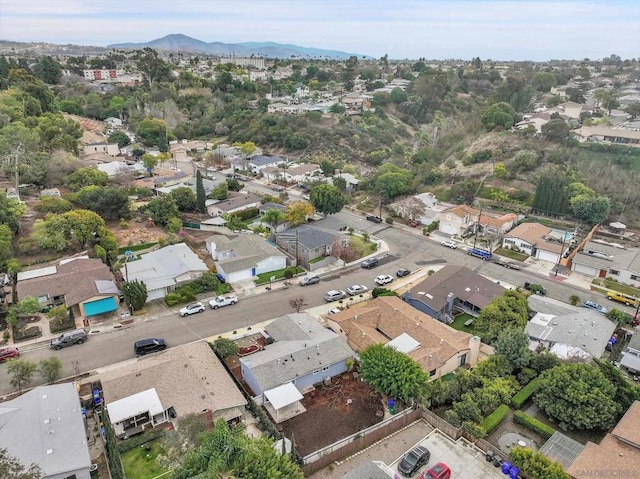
[350,235,377,256]
[449,313,478,333]
[594,278,640,298]
[120,440,168,479]
[254,267,305,285]
[494,247,529,262]
[309,255,325,264]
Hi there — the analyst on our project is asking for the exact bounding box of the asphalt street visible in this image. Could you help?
[0,200,629,396]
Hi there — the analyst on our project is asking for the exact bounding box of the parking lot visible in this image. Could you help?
[390,430,508,479]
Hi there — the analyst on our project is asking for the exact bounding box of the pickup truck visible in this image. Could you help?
[524,282,547,295]
[209,295,239,309]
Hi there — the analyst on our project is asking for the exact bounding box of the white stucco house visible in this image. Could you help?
[501,222,565,264]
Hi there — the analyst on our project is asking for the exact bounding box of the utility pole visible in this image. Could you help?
[554,229,568,277]
[472,206,483,250]
[295,227,299,269]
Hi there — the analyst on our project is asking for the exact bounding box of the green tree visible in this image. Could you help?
[285,201,314,225]
[135,47,172,89]
[568,294,581,306]
[170,187,197,212]
[493,162,507,178]
[232,141,257,159]
[195,170,206,213]
[0,447,42,479]
[310,184,346,215]
[329,103,346,114]
[209,181,228,201]
[136,118,168,148]
[482,102,517,131]
[31,210,110,251]
[33,56,62,84]
[46,305,68,328]
[0,122,40,190]
[261,208,285,231]
[570,195,611,225]
[509,447,569,479]
[541,118,571,143]
[594,89,620,115]
[122,280,148,311]
[376,172,411,201]
[141,153,158,176]
[107,130,131,148]
[35,113,83,154]
[38,357,63,384]
[513,150,539,171]
[0,193,26,234]
[359,343,429,404]
[144,196,180,226]
[495,329,531,372]
[65,167,109,191]
[532,72,557,92]
[625,102,640,120]
[7,359,37,393]
[157,414,210,471]
[0,224,13,270]
[173,418,303,479]
[332,175,347,192]
[75,186,130,220]
[319,159,335,176]
[535,364,619,430]
[389,87,407,104]
[211,338,239,359]
[474,290,529,343]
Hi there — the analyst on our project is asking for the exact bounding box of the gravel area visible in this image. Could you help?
[307,419,433,479]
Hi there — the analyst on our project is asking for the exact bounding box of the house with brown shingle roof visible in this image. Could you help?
[207,192,262,217]
[566,401,640,479]
[402,264,505,323]
[439,205,516,237]
[502,222,565,263]
[17,257,120,320]
[327,296,482,379]
[95,341,247,438]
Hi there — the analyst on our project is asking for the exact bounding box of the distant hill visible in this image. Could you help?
[108,34,370,59]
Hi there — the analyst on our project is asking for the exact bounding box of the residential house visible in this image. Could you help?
[132,170,190,192]
[439,205,515,237]
[96,342,247,438]
[40,188,61,198]
[552,101,583,120]
[619,326,640,374]
[0,383,92,479]
[17,257,120,320]
[572,126,640,145]
[156,176,218,197]
[571,240,640,287]
[525,295,616,359]
[83,142,120,156]
[333,172,360,191]
[81,151,119,164]
[207,192,262,217]
[97,160,146,178]
[328,296,482,380]
[248,155,286,174]
[5,187,20,201]
[403,265,506,322]
[205,233,287,283]
[567,401,640,479]
[259,202,288,233]
[104,117,123,128]
[119,243,209,301]
[389,192,451,226]
[502,222,566,263]
[275,225,340,269]
[262,163,321,185]
[240,313,354,421]
[515,113,551,132]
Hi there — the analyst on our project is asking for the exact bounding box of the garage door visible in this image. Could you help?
[537,250,559,264]
[83,297,118,317]
[573,263,597,276]
[147,288,165,301]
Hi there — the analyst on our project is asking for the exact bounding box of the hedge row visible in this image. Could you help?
[116,429,166,453]
[511,377,541,409]
[479,404,510,435]
[513,410,555,439]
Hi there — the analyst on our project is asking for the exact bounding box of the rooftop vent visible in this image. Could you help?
[46,449,53,455]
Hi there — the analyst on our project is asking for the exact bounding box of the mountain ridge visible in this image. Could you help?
[108,33,371,59]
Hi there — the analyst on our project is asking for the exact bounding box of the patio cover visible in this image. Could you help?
[107,388,164,424]
[386,333,421,354]
[264,382,303,410]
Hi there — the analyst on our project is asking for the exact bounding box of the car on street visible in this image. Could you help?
[272,185,284,192]
[409,220,421,227]
[524,282,547,295]
[396,268,411,277]
[134,338,167,356]
[398,445,430,477]
[375,274,394,286]
[324,290,347,302]
[0,346,19,363]
[327,308,341,315]
[441,240,457,249]
[366,215,383,223]
[50,329,88,350]
[179,302,205,317]
[422,462,451,479]
[347,284,369,295]
[361,258,379,269]
[584,301,608,314]
[300,275,321,286]
[209,295,239,309]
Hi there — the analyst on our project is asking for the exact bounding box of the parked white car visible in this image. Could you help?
[347,284,369,296]
[441,240,457,249]
[375,274,394,286]
[179,302,205,317]
[209,295,239,309]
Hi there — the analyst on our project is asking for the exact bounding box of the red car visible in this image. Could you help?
[422,462,451,479]
[409,220,421,227]
[0,346,19,363]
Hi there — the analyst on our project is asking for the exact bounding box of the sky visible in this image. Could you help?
[1,0,639,61]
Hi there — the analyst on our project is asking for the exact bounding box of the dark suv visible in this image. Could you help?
[361,258,379,269]
[134,338,167,356]
[398,445,430,476]
[366,215,383,223]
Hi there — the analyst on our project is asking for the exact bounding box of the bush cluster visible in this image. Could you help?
[511,377,541,409]
[12,326,42,342]
[479,404,510,435]
[513,410,555,439]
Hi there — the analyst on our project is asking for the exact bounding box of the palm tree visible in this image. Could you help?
[261,208,285,233]
[568,294,581,306]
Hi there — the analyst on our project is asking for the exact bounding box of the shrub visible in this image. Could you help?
[479,404,510,435]
[229,207,259,222]
[284,268,295,280]
[463,421,487,439]
[372,287,397,298]
[513,410,555,439]
[516,367,538,386]
[509,447,570,479]
[165,288,196,306]
[512,377,541,408]
[385,217,393,224]
[12,326,42,342]
[116,430,166,453]
[119,219,129,229]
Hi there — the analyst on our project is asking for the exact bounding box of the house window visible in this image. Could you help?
[313,369,320,375]
[429,369,436,377]
[609,269,620,276]
[458,354,467,366]
[63,475,77,479]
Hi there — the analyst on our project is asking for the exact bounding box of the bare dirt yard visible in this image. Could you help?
[280,372,385,457]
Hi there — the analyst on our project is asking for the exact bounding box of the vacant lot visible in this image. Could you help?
[280,372,384,457]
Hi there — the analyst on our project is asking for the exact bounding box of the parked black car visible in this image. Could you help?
[361,258,379,269]
[134,338,167,356]
[366,215,383,223]
[398,445,430,477]
[396,268,411,277]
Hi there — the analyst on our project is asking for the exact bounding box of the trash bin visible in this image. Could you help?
[510,466,520,478]
[502,461,512,474]
[485,450,494,462]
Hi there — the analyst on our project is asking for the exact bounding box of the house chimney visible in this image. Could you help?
[445,293,455,315]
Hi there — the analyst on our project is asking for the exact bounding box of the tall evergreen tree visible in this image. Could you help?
[196,170,206,213]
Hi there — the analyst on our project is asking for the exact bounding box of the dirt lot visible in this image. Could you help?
[280,372,385,457]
